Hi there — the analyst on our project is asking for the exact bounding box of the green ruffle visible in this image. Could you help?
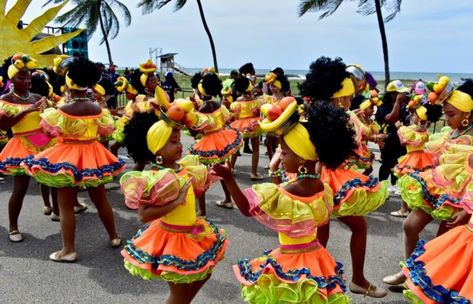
[403,289,424,304]
[332,180,388,217]
[1,167,27,176]
[397,175,456,221]
[31,171,114,188]
[397,175,434,214]
[124,261,212,284]
[241,275,351,304]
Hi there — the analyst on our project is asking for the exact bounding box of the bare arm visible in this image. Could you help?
[212,164,251,216]
[0,99,45,130]
[385,94,408,124]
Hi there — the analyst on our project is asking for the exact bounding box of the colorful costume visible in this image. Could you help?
[402,215,473,303]
[230,98,262,138]
[120,155,227,283]
[0,100,53,175]
[348,111,375,170]
[236,182,349,303]
[393,125,434,177]
[188,105,242,164]
[398,131,473,221]
[22,108,125,187]
[113,95,155,144]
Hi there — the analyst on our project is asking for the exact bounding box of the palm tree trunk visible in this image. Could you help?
[374,0,390,87]
[98,3,113,66]
[196,0,218,73]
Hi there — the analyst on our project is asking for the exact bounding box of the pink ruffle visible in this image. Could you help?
[40,120,62,137]
[243,188,320,238]
[98,123,114,136]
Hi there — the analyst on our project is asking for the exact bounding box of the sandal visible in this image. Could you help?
[250,174,264,181]
[43,206,52,215]
[49,251,77,263]
[215,200,234,209]
[8,230,23,242]
[349,282,387,298]
[390,210,409,217]
[110,237,122,248]
[74,203,88,214]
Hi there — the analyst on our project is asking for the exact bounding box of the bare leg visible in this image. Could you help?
[186,275,211,303]
[220,181,232,203]
[250,137,260,176]
[339,216,371,288]
[40,184,51,208]
[8,175,30,232]
[318,221,330,247]
[87,186,119,240]
[266,135,274,161]
[403,209,432,259]
[167,282,192,304]
[51,187,59,215]
[57,187,77,254]
[230,153,237,171]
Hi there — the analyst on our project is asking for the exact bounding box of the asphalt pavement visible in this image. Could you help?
[0,136,439,304]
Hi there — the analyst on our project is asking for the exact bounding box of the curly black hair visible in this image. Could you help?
[239,63,255,75]
[201,73,222,97]
[190,72,202,90]
[305,101,356,169]
[67,57,100,88]
[457,79,473,98]
[123,112,160,162]
[234,77,251,95]
[424,104,443,123]
[30,72,50,97]
[300,56,349,102]
[129,69,147,95]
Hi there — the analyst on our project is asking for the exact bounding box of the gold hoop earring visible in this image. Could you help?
[156,155,163,165]
[462,118,469,127]
[298,164,308,175]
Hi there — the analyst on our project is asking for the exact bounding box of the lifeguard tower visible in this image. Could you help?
[157,53,190,76]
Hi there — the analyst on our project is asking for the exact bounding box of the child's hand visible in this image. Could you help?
[176,179,192,205]
[211,163,233,179]
[26,98,46,113]
[446,210,470,229]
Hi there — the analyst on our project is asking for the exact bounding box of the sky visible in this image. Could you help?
[15,0,473,73]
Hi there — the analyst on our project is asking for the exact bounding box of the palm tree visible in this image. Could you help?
[298,0,403,85]
[43,0,132,66]
[138,0,219,73]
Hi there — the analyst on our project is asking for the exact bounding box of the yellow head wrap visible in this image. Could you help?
[283,123,317,161]
[415,106,428,121]
[359,97,383,111]
[246,82,254,93]
[115,76,138,95]
[93,84,106,96]
[332,78,355,99]
[65,73,88,91]
[271,80,282,90]
[264,72,277,84]
[139,59,157,87]
[198,82,207,96]
[53,55,71,76]
[147,120,173,155]
[8,53,38,79]
[446,90,473,113]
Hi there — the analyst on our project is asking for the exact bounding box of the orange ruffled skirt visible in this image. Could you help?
[230,117,262,138]
[233,241,350,303]
[189,128,242,164]
[0,133,53,175]
[402,223,473,303]
[22,140,125,188]
[122,219,227,283]
[394,151,434,177]
[321,167,388,217]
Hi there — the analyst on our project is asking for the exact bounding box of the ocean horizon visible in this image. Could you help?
[183,68,473,82]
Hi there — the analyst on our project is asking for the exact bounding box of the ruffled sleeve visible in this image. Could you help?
[0,100,21,118]
[40,108,63,137]
[220,105,233,123]
[177,155,218,196]
[243,183,334,238]
[119,169,181,210]
[397,125,428,146]
[97,109,115,136]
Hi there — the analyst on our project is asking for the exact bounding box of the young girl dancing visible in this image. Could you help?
[0,53,54,242]
[120,110,228,304]
[300,56,389,297]
[384,78,473,286]
[183,72,242,213]
[212,100,354,303]
[229,77,263,180]
[22,58,124,262]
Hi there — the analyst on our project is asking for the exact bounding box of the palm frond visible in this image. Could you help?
[108,0,131,26]
[174,0,187,11]
[138,0,173,14]
[298,0,329,16]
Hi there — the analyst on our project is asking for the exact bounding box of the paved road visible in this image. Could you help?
[0,137,439,303]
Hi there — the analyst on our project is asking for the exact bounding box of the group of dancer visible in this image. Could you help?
[0,52,472,304]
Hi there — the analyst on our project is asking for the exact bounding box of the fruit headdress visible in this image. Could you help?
[359,90,382,111]
[428,76,473,113]
[8,53,38,79]
[139,59,157,87]
[115,76,138,95]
